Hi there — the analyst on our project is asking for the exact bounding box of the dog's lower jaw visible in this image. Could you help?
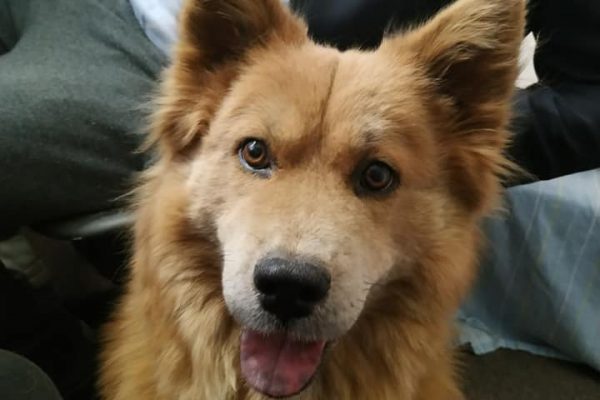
[101,279,464,400]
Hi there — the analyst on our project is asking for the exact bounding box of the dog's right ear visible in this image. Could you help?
[151,0,307,159]
[381,0,525,213]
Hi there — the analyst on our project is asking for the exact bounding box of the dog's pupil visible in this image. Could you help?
[367,164,388,187]
[247,141,264,161]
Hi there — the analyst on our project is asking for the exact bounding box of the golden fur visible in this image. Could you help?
[100,0,525,398]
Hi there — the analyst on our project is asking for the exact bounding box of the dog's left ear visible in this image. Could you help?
[151,0,306,158]
[382,0,526,212]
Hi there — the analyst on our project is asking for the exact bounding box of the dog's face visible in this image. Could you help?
[193,46,437,338]
[150,0,524,397]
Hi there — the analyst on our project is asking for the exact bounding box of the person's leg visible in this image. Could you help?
[0,350,63,400]
[0,0,166,236]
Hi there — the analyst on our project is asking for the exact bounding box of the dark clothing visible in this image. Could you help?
[293,0,447,51]
[0,0,166,237]
[511,83,600,181]
[293,0,600,182]
[0,350,63,400]
[529,1,600,85]
[0,264,95,400]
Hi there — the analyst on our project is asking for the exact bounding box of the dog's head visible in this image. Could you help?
[148,0,524,397]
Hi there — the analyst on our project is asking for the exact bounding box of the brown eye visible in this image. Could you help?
[359,161,396,194]
[239,139,271,172]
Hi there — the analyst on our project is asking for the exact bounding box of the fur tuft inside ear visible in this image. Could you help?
[383,0,526,213]
[399,0,525,129]
[150,0,306,158]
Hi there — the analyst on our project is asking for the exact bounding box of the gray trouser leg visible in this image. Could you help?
[0,0,166,236]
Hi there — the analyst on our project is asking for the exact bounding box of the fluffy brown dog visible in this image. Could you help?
[100,0,525,398]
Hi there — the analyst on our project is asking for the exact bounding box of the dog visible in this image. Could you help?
[100,0,525,398]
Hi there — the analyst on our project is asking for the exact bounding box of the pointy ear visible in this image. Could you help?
[382,0,526,213]
[151,0,307,158]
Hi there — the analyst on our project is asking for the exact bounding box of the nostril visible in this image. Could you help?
[254,274,277,296]
[300,284,327,303]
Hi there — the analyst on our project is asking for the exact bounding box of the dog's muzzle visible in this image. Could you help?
[239,257,331,398]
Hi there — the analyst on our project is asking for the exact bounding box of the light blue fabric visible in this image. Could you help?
[129,0,183,56]
[458,169,600,371]
[129,0,290,57]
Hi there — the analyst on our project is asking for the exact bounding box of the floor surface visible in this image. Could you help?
[463,349,600,400]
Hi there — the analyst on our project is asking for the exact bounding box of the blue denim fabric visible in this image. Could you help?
[458,169,600,371]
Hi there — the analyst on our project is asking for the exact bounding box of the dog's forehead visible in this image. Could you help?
[242,45,427,143]
[224,45,339,137]
[216,43,434,173]
[324,50,430,147]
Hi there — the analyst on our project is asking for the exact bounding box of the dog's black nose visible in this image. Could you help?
[254,257,330,321]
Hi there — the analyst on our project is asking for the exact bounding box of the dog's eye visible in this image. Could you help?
[239,139,271,172]
[359,161,397,194]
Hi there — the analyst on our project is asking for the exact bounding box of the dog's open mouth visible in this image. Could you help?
[240,329,326,398]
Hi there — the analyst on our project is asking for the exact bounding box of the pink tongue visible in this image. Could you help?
[240,329,325,398]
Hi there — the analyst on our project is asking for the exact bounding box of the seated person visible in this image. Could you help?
[0,0,166,398]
